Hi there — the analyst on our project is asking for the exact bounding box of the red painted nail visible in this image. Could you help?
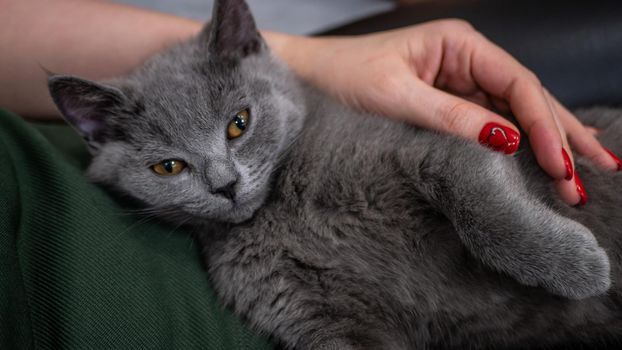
[561,148,574,181]
[478,123,520,155]
[575,173,588,206]
[604,148,622,171]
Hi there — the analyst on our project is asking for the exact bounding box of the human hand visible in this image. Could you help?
[267,20,622,206]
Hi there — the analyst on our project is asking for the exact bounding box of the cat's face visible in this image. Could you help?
[48,0,305,224]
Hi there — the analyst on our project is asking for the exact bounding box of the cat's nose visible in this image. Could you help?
[211,179,237,201]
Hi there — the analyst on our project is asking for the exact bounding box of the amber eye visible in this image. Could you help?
[151,160,187,176]
[227,109,250,139]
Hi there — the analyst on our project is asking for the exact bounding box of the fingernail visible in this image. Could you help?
[562,148,574,181]
[479,123,520,155]
[575,173,588,206]
[604,147,622,171]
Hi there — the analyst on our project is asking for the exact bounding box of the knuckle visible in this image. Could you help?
[443,18,475,31]
[430,19,477,37]
[587,151,606,166]
[575,132,609,164]
[508,74,542,101]
[525,70,541,86]
[374,73,402,93]
[438,102,473,134]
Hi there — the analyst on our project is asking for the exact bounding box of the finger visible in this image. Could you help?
[510,79,571,181]
[542,89,587,205]
[555,176,587,207]
[402,81,521,154]
[468,35,571,181]
[541,91,581,205]
[548,93,621,171]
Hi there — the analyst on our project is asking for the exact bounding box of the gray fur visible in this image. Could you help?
[49,0,622,348]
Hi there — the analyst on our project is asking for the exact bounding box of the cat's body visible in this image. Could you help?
[201,100,622,349]
[48,0,622,348]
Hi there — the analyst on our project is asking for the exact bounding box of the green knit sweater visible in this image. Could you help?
[0,109,272,349]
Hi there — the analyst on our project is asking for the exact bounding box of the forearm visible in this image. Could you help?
[0,0,313,119]
[0,0,202,118]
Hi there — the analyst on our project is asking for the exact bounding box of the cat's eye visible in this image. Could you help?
[227,109,250,139]
[151,160,187,176]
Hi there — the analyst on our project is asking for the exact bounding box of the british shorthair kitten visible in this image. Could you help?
[49,0,622,348]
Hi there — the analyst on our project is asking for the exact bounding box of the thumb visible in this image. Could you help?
[401,82,521,154]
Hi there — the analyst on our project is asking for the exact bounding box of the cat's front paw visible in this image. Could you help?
[521,219,611,300]
[543,231,611,299]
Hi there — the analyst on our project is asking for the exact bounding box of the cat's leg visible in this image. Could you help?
[402,135,611,299]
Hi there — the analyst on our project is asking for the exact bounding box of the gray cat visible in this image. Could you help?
[48,0,622,348]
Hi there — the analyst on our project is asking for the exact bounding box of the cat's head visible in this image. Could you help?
[48,0,305,224]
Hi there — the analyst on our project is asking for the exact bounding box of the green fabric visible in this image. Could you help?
[0,109,272,349]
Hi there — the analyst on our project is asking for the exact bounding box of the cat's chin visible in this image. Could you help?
[222,204,258,224]
[203,203,258,224]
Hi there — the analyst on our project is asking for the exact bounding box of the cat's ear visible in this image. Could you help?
[203,0,265,60]
[48,75,126,150]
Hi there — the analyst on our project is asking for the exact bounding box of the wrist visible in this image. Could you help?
[263,31,328,83]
